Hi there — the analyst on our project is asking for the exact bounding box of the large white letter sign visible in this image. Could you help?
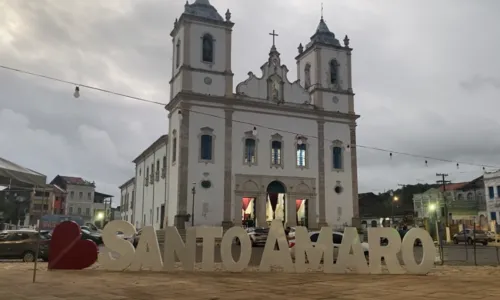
[294,226,334,273]
[334,227,369,274]
[129,226,163,271]
[367,228,404,274]
[99,220,136,271]
[259,220,294,272]
[197,227,222,271]
[220,226,252,272]
[401,228,435,274]
[163,227,196,271]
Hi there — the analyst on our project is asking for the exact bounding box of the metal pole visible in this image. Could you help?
[33,186,45,283]
[191,185,195,227]
[473,219,477,266]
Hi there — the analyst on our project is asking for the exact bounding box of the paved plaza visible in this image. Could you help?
[1,262,500,299]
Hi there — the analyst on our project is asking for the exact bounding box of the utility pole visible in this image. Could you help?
[397,184,407,224]
[436,173,451,226]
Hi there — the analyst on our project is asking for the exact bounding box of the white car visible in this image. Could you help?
[116,231,134,243]
[288,231,369,261]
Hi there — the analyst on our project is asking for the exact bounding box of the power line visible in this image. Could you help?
[1,63,499,170]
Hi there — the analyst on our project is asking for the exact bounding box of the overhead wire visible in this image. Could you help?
[1,63,499,171]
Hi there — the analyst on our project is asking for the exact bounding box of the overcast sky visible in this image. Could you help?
[1,0,499,203]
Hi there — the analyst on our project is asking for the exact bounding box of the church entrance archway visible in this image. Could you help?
[266,181,286,225]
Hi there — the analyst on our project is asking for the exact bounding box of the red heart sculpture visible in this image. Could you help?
[48,221,98,270]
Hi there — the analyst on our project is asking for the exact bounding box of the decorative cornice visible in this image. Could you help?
[165,91,360,121]
[170,14,234,38]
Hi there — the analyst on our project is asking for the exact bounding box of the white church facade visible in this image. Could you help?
[119,0,360,230]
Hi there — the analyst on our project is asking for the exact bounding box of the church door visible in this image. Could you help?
[266,181,286,225]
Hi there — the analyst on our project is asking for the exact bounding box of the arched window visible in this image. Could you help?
[270,133,284,168]
[200,134,213,160]
[244,138,256,164]
[333,146,343,170]
[467,192,473,201]
[172,130,177,164]
[202,34,214,63]
[199,127,215,163]
[176,39,181,68]
[296,143,306,167]
[457,193,464,201]
[304,63,311,88]
[296,135,308,169]
[329,59,338,84]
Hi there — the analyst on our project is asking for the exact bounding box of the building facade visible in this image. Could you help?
[50,175,111,223]
[132,135,168,230]
[119,177,135,223]
[484,170,500,223]
[125,0,360,230]
[413,178,487,225]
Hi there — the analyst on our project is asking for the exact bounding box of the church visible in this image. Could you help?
[119,0,360,231]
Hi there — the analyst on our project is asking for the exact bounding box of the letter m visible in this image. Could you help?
[294,227,333,272]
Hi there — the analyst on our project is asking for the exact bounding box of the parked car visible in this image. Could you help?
[288,231,370,262]
[116,231,134,244]
[0,230,50,262]
[453,229,489,245]
[235,227,269,247]
[81,228,103,245]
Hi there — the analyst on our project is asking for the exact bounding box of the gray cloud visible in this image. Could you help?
[0,0,499,201]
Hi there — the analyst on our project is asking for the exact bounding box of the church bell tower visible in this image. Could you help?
[295,16,353,114]
[169,0,234,100]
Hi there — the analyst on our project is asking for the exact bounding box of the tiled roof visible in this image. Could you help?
[439,182,468,192]
[60,176,94,187]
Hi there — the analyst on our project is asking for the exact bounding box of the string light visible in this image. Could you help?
[1,63,500,171]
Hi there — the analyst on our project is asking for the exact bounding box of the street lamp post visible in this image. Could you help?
[390,191,399,226]
[191,183,196,227]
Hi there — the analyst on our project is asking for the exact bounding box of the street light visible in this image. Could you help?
[390,192,399,226]
[191,182,196,227]
[96,212,104,221]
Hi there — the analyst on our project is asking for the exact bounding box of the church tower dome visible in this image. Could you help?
[183,0,224,22]
[306,17,341,49]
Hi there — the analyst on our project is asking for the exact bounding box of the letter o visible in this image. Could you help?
[401,228,435,274]
[220,227,252,272]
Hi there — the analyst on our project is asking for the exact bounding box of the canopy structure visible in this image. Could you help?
[0,157,47,187]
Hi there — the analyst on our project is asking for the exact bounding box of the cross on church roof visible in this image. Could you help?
[269,30,278,46]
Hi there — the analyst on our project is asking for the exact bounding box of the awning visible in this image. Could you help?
[0,157,47,187]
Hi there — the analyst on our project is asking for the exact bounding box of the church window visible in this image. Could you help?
[244,138,256,164]
[202,34,214,63]
[176,39,181,68]
[270,133,284,168]
[200,135,213,160]
[199,127,215,163]
[296,135,308,169]
[172,130,177,165]
[304,63,311,88]
[332,146,343,170]
[329,59,338,85]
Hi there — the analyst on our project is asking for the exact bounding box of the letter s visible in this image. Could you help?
[98,220,136,271]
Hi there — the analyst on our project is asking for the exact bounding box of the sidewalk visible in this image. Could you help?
[1,263,499,299]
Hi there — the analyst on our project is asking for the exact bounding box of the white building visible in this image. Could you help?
[119,177,135,223]
[484,170,500,223]
[132,135,168,229]
[123,0,360,230]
